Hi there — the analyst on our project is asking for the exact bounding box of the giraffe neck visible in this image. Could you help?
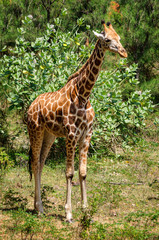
[71,40,106,103]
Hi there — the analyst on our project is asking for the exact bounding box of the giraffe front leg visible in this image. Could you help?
[65,137,76,222]
[65,175,73,222]
[79,131,92,210]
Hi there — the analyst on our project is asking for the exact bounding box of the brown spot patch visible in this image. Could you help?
[71,125,76,133]
[88,72,95,82]
[84,91,90,98]
[54,92,60,101]
[81,123,86,130]
[66,124,71,133]
[82,69,86,77]
[90,62,94,70]
[52,102,57,112]
[47,103,52,111]
[45,114,50,122]
[60,87,66,95]
[43,107,48,116]
[53,123,60,131]
[56,108,62,116]
[28,107,33,114]
[78,96,86,105]
[86,81,94,90]
[95,58,101,66]
[72,140,76,146]
[69,116,76,125]
[97,49,101,58]
[33,112,38,121]
[56,116,62,124]
[63,116,68,125]
[40,100,45,108]
[78,81,83,88]
[92,66,98,75]
[79,86,85,95]
[75,118,82,127]
[59,95,67,107]
[87,113,94,123]
[47,121,53,129]
[82,77,86,84]
[86,100,92,108]
[50,112,54,120]
[67,89,70,99]
[77,109,85,117]
[70,103,76,114]
[32,104,37,112]
[71,89,77,101]
[68,133,74,140]
[63,101,70,116]
[32,123,37,130]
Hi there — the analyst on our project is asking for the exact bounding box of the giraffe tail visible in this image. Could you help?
[28,147,32,181]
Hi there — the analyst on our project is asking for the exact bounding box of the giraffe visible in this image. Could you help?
[27,20,127,222]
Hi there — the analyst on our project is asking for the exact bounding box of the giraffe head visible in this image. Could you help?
[93,20,127,58]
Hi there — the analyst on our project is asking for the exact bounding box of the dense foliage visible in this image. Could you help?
[91,61,153,153]
[119,0,159,82]
[0,16,91,116]
[0,0,159,84]
[0,17,154,160]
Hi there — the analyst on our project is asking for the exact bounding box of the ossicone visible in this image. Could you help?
[101,20,105,25]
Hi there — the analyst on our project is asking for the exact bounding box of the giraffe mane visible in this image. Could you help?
[67,61,89,82]
[67,41,98,83]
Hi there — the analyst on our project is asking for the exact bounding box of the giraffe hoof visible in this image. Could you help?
[38,211,45,217]
[66,218,74,223]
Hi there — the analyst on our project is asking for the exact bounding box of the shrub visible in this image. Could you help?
[0,147,14,177]
[91,59,154,153]
[0,16,91,119]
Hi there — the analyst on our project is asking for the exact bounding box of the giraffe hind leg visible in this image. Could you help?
[30,129,56,214]
[39,130,56,177]
[30,137,44,212]
[29,147,33,181]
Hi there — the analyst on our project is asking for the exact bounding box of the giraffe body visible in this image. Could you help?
[27,21,127,222]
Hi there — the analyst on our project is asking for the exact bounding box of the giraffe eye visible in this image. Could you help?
[105,39,111,43]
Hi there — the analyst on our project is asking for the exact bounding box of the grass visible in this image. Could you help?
[0,137,159,240]
[0,112,159,239]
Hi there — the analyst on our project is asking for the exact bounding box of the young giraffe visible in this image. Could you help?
[27,20,127,222]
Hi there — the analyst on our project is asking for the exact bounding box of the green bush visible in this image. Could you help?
[0,147,14,177]
[91,59,154,153]
[0,109,9,147]
[0,16,91,117]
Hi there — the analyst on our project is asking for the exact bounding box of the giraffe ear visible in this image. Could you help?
[93,31,105,40]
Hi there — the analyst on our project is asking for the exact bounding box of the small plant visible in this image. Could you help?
[10,209,41,239]
[41,184,55,211]
[79,198,98,239]
[2,189,28,210]
[0,147,13,178]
